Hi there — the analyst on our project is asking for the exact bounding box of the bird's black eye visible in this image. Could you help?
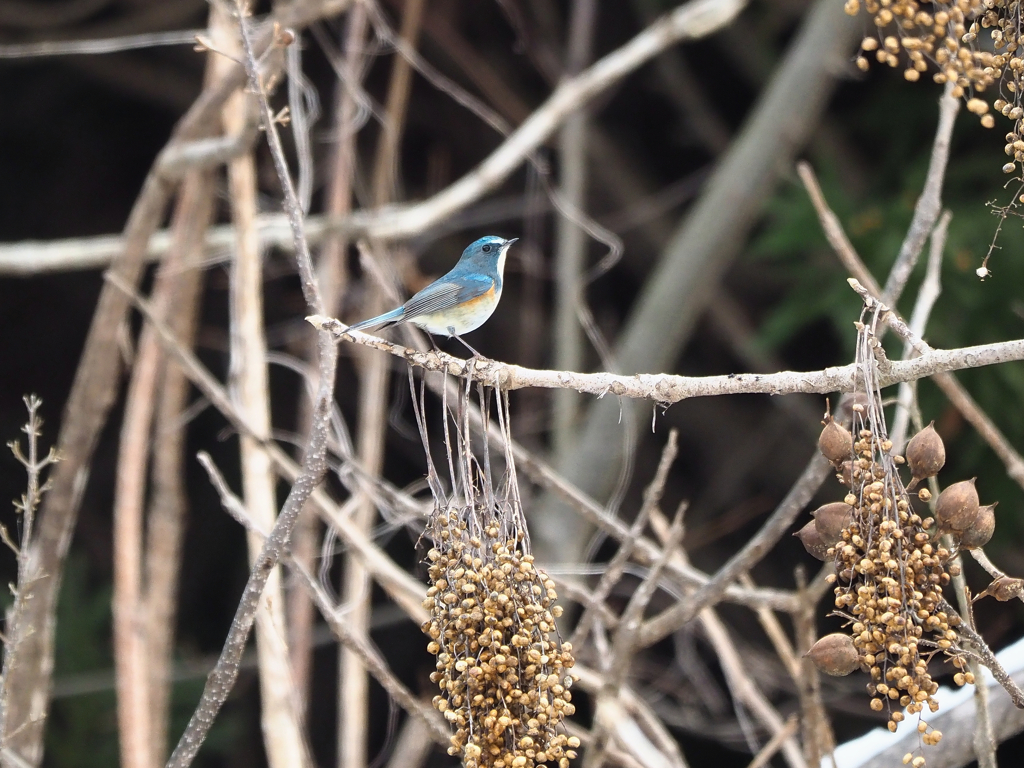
[482,244,492,253]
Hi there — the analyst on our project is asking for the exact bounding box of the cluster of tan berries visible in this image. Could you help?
[796,399,999,761]
[422,510,579,768]
[844,0,1024,174]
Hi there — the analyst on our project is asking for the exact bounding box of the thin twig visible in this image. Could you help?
[739,573,800,682]
[570,430,679,650]
[0,397,57,744]
[0,29,203,58]
[881,84,959,306]
[216,5,310,765]
[637,454,831,648]
[890,210,950,452]
[694,613,808,768]
[647,512,807,768]
[587,504,687,768]
[746,716,800,768]
[194,454,449,746]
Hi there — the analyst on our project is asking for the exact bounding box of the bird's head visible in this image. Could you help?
[460,236,518,276]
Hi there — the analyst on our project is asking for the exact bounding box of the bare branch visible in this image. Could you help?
[0,29,203,59]
[194,452,450,747]
[163,331,337,768]
[338,0,746,239]
[746,716,799,768]
[0,5,345,760]
[637,454,831,648]
[890,210,951,452]
[847,278,1024,489]
[310,315,1024,402]
[570,431,679,650]
[105,273,429,621]
[881,85,959,306]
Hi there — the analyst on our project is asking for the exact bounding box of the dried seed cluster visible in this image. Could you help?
[828,415,963,737]
[843,1,1024,172]
[422,510,578,768]
[799,394,997,765]
[799,316,1010,765]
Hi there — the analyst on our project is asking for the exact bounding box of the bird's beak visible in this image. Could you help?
[503,238,519,248]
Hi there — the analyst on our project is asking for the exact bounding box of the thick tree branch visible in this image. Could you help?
[309,315,1024,403]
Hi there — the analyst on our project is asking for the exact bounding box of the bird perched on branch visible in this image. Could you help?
[348,235,517,355]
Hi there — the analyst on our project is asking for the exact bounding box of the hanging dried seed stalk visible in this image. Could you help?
[414,378,578,768]
[817,309,972,760]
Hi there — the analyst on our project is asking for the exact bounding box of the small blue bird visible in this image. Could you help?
[348,235,517,354]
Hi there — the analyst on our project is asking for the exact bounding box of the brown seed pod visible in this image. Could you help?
[935,479,980,534]
[813,502,852,546]
[975,575,1024,602]
[819,415,853,465]
[795,520,830,561]
[806,633,860,676]
[959,502,997,550]
[905,422,945,489]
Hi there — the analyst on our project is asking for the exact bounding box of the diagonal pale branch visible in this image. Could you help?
[163,333,338,768]
[342,0,745,239]
[802,149,1024,491]
[637,454,831,648]
[194,453,450,747]
[0,0,745,278]
[845,280,1024,490]
[215,4,311,766]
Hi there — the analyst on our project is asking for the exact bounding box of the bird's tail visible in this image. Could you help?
[347,306,405,332]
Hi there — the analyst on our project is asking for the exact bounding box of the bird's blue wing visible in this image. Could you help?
[402,274,494,319]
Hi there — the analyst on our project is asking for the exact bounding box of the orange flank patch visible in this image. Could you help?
[459,283,497,308]
[411,282,501,336]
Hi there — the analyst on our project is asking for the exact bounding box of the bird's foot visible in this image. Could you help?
[450,330,486,360]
